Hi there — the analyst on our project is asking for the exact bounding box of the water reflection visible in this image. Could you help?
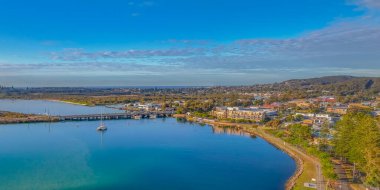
[211,125,254,137]
[176,118,255,137]
[98,130,106,146]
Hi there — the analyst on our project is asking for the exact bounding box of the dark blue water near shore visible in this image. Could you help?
[0,118,295,190]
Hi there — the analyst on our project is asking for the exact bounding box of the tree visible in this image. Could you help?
[253,99,264,106]
[294,114,304,121]
[267,119,281,128]
[334,113,380,186]
[319,122,330,151]
[288,124,312,146]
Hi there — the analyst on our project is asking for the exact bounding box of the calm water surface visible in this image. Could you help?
[0,99,124,115]
[0,100,295,190]
[0,119,295,190]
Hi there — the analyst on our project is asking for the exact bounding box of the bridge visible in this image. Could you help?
[58,111,174,121]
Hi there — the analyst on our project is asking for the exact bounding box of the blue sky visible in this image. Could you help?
[0,0,379,86]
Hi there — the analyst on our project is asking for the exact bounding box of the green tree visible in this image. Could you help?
[319,122,330,151]
[334,113,380,186]
[288,124,312,146]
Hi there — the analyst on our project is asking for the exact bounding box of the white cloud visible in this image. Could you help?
[42,13,380,79]
[350,0,380,9]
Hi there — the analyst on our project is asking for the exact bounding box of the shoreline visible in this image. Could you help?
[179,115,315,190]
[0,98,91,106]
[1,113,313,189]
[47,99,91,106]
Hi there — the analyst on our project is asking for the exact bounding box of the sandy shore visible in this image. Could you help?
[48,99,91,106]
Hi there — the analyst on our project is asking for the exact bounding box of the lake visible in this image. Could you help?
[0,99,124,116]
[0,100,296,190]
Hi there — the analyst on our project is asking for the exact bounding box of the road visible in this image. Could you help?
[332,159,350,190]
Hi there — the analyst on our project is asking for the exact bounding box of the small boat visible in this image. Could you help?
[97,113,107,131]
[149,114,157,119]
[97,123,107,131]
[133,115,142,120]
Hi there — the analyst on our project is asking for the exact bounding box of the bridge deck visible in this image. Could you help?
[58,111,174,121]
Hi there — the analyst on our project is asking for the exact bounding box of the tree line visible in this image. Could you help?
[334,113,380,187]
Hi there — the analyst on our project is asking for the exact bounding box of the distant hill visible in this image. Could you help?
[283,76,357,86]
[273,75,380,96]
[1,75,379,101]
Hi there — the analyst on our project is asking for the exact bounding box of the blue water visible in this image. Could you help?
[0,99,124,115]
[0,118,296,190]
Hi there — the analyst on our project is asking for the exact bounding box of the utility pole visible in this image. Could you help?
[353,163,356,182]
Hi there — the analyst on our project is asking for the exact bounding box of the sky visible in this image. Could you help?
[0,0,379,87]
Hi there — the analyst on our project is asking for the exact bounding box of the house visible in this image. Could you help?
[227,107,266,121]
[302,119,314,126]
[314,114,336,126]
[261,102,282,110]
[212,107,228,119]
[289,99,311,109]
[317,96,336,103]
[327,106,348,115]
[263,109,278,117]
[295,113,315,119]
[134,103,162,111]
[372,110,380,117]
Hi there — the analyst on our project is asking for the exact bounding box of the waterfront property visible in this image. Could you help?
[211,106,276,122]
[124,102,163,111]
